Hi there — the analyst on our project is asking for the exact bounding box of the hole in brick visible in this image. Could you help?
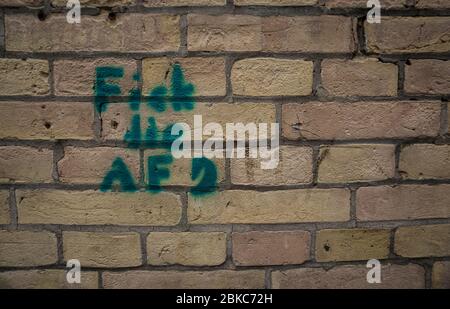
[108,12,117,21]
[44,121,52,129]
[37,10,47,21]
[111,120,119,129]
[324,244,330,252]
[41,105,46,109]
[405,60,412,65]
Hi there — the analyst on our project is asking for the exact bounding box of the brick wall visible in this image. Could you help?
[0,0,449,289]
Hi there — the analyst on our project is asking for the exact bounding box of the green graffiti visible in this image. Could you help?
[191,157,218,196]
[100,157,138,192]
[147,154,173,193]
[94,66,123,113]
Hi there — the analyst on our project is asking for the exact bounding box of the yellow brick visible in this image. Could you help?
[0,191,9,224]
[0,59,49,95]
[0,270,98,289]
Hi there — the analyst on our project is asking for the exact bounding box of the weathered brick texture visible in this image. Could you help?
[399,144,450,180]
[405,60,450,95]
[0,191,10,224]
[0,59,49,96]
[0,270,98,289]
[432,261,450,289]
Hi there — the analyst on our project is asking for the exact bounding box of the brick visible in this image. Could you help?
[0,102,94,140]
[144,0,226,6]
[231,146,313,185]
[365,17,450,53]
[0,1,43,7]
[235,0,317,5]
[357,185,450,221]
[188,15,355,53]
[147,232,226,266]
[323,0,407,8]
[16,190,182,226]
[58,147,140,184]
[318,144,396,183]
[232,231,310,266]
[395,224,450,258]
[142,57,226,97]
[54,58,137,96]
[315,229,390,262]
[63,232,141,268]
[416,0,450,8]
[6,13,180,52]
[0,191,9,224]
[144,149,225,186]
[0,270,98,289]
[0,146,53,183]
[103,270,265,288]
[51,0,134,6]
[0,59,49,95]
[188,189,350,224]
[321,58,398,97]
[0,230,57,267]
[282,101,440,140]
[102,102,276,141]
[405,60,450,95]
[399,144,450,179]
[231,58,313,96]
[432,261,450,289]
[272,264,425,288]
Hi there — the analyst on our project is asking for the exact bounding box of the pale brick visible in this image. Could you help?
[272,264,425,288]
[147,232,226,266]
[231,58,313,96]
[0,59,49,95]
[103,270,265,288]
[0,270,98,289]
[395,224,450,258]
[102,102,276,141]
[188,189,350,224]
[432,261,450,289]
[16,190,182,226]
[0,230,57,267]
[0,146,53,183]
[6,13,180,52]
[58,147,140,184]
[321,58,398,97]
[416,0,450,8]
[282,101,440,140]
[232,231,310,266]
[63,232,141,268]
[323,0,407,8]
[0,1,43,7]
[315,229,390,262]
[236,0,317,5]
[357,185,450,221]
[0,191,9,224]
[51,0,134,6]
[54,58,137,96]
[365,17,450,53]
[405,60,450,95]
[144,0,225,6]
[188,15,355,53]
[144,149,225,186]
[231,146,313,185]
[318,144,396,183]
[399,144,450,179]
[142,57,226,96]
[0,102,94,140]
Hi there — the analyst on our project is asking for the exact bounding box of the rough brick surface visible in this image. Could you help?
[147,232,227,266]
[0,270,98,289]
[16,190,182,226]
[188,189,350,224]
[232,231,310,266]
[143,57,226,96]
[0,146,53,183]
[0,231,57,267]
[399,144,450,180]
[230,146,313,185]
[236,0,317,5]
[0,59,49,95]
[51,0,134,6]
[323,0,407,8]
[321,58,398,97]
[103,270,266,288]
[188,15,355,52]
[395,224,450,258]
[315,229,390,262]
[365,17,450,53]
[58,147,140,184]
[317,144,396,183]
[415,0,450,8]
[144,0,226,6]
[432,261,450,289]
[6,13,180,52]
[405,60,450,95]
[0,102,94,140]
[357,185,450,221]
[231,58,313,96]
[272,264,425,288]
[0,1,43,7]
[282,101,441,140]
[63,232,142,268]
[0,191,9,224]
